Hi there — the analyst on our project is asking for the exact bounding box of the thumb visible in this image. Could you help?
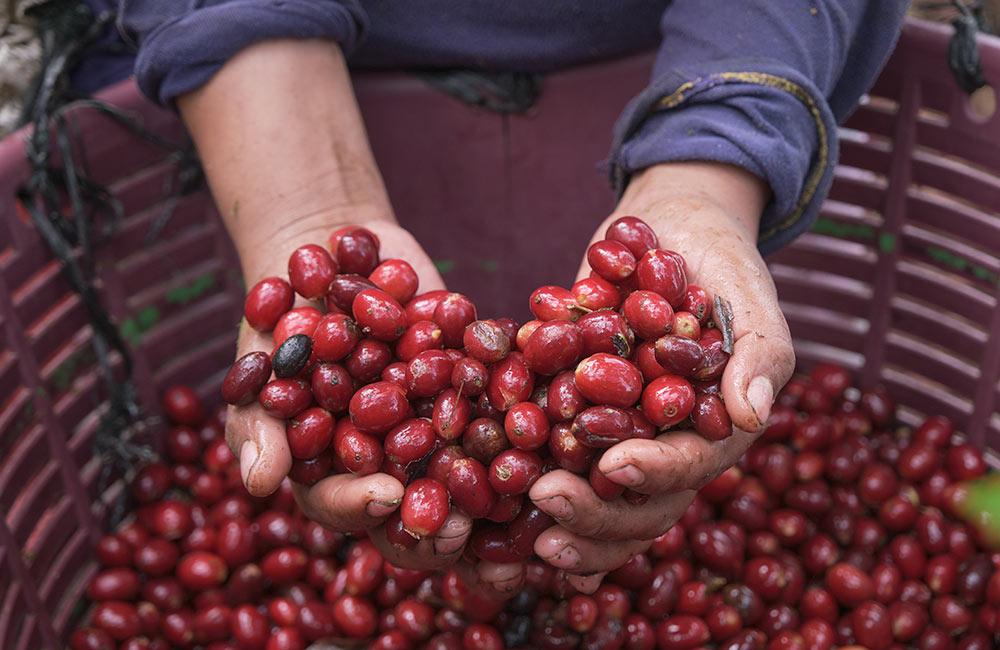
[720,326,794,433]
[226,403,293,497]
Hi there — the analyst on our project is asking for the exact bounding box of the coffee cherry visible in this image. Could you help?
[641,374,695,427]
[401,478,450,538]
[574,353,642,408]
[222,352,272,406]
[369,258,418,304]
[523,320,584,376]
[463,319,511,364]
[488,449,543,495]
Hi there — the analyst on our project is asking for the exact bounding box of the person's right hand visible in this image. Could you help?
[225,220,471,557]
[177,38,525,595]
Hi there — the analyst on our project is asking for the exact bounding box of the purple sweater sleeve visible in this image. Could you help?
[609,1,909,255]
[117,0,367,105]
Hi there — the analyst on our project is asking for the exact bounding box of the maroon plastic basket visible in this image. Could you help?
[0,16,997,647]
[767,19,1000,456]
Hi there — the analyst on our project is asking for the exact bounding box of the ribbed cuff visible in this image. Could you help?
[133,0,367,105]
[606,58,839,256]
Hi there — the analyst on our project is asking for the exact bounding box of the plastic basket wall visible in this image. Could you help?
[0,16,996,648]
[767,19,1000,454]
[0,85,246,648]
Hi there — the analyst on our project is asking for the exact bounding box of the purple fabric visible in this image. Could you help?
[89,0,907,254]
[118,0,368,105]
[609,0,909,255]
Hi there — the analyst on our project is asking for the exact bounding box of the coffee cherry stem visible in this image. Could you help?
[714,295,735,354]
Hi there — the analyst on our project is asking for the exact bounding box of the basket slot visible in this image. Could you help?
[890,295,988,362]
[68,414,103,490]
[0,239,51,297]
[22,497,75,590]
[38,329,97,405]
[841,100,897,138]
[40,528,93,636]
[821,198,885,228]
[916,119,1000,179]
[883,330,979,398]
[125,259,234,340]
[0,585,26,650]
[911,148,1000,216]
[10,259,74,330]
[155,329,238,400]
[900,224,1000,293]
[0,349,20,414]
[826,166,887,211]
[839,134,892,176]
[770,264,874,320]
[778,302,869,353]
[790,339,865,373]
[103,191,215,261]
[0,423,45,516]
[60,102,188,189]
[769,233,877,283]
[53,364,106,440]
[906,186,1000,260]
[5,459,60,549]
[893,259,995,326]
[0,388,36,463]
[117,224,216,297]
[107,158,199,224]
[25,295,89,369]
[139,293,239,374]
[880,364,973,426]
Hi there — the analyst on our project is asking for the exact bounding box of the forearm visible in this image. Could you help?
[177,38,393,284]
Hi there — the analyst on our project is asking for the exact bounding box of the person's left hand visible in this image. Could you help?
[529,161,795,591]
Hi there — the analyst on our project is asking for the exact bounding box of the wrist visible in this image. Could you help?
[616,162,770,242]
[237,205,395,287]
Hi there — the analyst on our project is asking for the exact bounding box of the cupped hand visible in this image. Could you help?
[226,219,489,576]
[530,161,795,590]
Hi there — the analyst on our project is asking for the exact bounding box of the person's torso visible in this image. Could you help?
[351,1,669,71]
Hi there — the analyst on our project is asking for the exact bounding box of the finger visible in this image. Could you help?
[567,572,607,595]
[678,236,794,433]
[225,403,292,497]
[720,325,795,432]
[596,428,757,494]
[370,510,473,571]
[534,527,651,574]
[477,561,526,597]
[290,472,404,531]
[529,470,694,539]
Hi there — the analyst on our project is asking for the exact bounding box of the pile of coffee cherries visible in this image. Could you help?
[221,218,734,558]
[71,366,1000,649]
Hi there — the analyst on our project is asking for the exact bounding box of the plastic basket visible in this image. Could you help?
[0,16,996,648]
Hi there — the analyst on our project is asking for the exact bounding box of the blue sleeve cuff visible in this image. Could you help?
[129,0,367,105]
[607,58,839,257]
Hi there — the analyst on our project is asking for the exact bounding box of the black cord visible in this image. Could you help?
[949,0,989,93]
[16,1,201,526]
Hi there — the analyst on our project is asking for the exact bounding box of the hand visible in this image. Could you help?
[529,161,795,590]
[175,39,519,588]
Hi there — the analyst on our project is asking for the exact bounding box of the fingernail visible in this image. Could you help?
[567,572,607,594]
[433,519,471,556]
[239,440,258,487]
[538,495,574,522]
[545,544,582,570]
[747,376,773,425]
[604,464,645,487]
[490,572,525,595]
[365,498,401,518]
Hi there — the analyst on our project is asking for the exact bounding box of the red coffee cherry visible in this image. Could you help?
[288,243,337,299]
[244,277,295,332]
